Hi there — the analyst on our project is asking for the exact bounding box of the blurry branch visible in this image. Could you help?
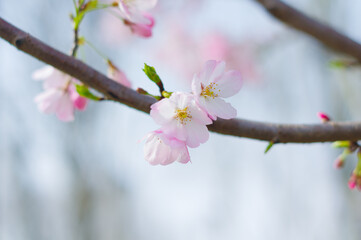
[255,0,361,63]
[1,17,361,143]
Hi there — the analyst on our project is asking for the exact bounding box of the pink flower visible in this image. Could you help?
[124,14,154,38]
[35,88,75,122]
[144,130,190,165]
[33,66,88,121]
[118,0,157,38]
[150,92,212,148]
[192,60,242,120]
[107,61,132,87]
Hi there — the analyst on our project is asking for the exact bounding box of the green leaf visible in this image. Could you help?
[264,141,274,154]
[143,63,164,91]
[76,84,102,101]
[332,141,351,148]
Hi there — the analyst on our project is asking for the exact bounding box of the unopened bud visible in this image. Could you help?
[348,172,357,189]
[334,157,344,169]
[317,112,331,123]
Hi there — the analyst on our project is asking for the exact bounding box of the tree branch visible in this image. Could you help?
[1,17,361,143]
[254,0,361,63]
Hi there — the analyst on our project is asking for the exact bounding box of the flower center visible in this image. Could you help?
[200,82,219,99]
[174,107,192,125]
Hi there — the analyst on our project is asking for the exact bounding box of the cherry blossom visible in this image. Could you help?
[33,66,87,121]
[150,92,212,148]
[192,60,242,120]
[144,130,190,165]
[118,0,157,37]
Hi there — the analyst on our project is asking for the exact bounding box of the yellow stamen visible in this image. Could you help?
[174,107,192,125]
[200,82,219,99]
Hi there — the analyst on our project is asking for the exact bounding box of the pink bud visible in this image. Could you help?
[333,157,344,169]
[69,84,88,111]
[348,172,359,190]
[72,95,87,110]
[348,180,356,189]
[317,112,331,122]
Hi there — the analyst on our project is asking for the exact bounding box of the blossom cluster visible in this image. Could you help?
[33,66,88,121]
[144,60,242,165]
[33,63,130,121]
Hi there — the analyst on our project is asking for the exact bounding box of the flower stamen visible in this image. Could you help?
[200,82,219,99]
[175,107,192,125]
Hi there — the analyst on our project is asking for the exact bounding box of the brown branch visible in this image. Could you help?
[255,0,361,63]
[71,26,79,57]
[1,17,361,143]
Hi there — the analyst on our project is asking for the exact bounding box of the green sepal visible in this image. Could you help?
[76,84,102,101]
[136,88,161,100]
[161,91,173,98]
[332,141,351,148]
[264,141,274,154]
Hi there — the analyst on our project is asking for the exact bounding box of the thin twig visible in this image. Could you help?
[254,0,361,63]
[1,17,361,143]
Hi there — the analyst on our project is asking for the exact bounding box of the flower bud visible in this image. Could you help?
[317,112,331,123]
[334,157,344,169]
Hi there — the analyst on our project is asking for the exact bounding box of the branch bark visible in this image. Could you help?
[1,17,361,143]
[255,0,361,63]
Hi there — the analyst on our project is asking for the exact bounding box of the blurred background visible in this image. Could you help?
[1,0,361,239]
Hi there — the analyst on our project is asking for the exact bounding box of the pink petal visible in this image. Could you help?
[198,60,217,84]
[216,70,242,98]
[144,131,190,166]
[168,145,190,164]
[202,97,237,120]
[55,94,74,122]
[208,60,225,84]
[32,66,54,80]
[173,92,193,109]
[150,99,176,125]
[185,122,209,148]
[191,73,202,96]
[34,89,63,114]
[108,66,132,87]
[129,21,153,38]
[161,121,188,142]
[188,100,213,125]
